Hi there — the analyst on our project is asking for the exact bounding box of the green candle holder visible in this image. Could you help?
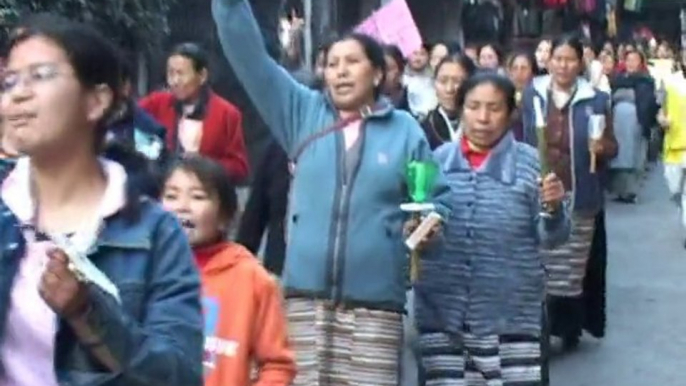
[406,160,438,205]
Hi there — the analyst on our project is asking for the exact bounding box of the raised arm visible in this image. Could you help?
[211,0,324,154]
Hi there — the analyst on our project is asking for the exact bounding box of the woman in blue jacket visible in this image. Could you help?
[521,34,617,350]
[417,71,570,386]
[0,15,203,386]
[212,1,449,384]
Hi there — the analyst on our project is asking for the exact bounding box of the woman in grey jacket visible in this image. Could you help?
[212,0,450,384]
[415,73,570,386]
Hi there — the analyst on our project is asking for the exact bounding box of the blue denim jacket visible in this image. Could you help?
[0,196,204,386]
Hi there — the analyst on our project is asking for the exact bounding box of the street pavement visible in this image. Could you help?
[550,167,686,386]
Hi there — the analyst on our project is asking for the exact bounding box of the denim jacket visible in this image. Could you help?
[0,173,203,385]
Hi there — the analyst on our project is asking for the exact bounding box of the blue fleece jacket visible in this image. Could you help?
[212,0,450,311]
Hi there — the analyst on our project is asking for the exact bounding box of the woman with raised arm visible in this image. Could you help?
[0,14,203,386]
[212,1,450,385]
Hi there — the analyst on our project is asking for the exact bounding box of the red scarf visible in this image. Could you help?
[193,241,230,270]
[460,136,491,169]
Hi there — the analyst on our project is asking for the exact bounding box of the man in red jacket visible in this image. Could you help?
[140,43,249,182]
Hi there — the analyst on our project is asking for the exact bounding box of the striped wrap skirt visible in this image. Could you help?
[542,214,596,297]
[286,298,403,386]
[420,331,542,386]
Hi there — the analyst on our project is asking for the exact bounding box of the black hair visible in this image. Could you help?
[551,34,584,61]
[382,44,405,71]
[324,32,387,98]
[431,41,461,55]
[464,42,480,50]
[8,13,123,152]
[478,43,503,65]
[507,50,540,75]
[169,42,209,73]
[434,53,477,79]
[165,156,239,223]
[625,49,646,65]
[456,72,517,115]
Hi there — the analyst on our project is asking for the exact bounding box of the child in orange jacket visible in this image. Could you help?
[161,156,295,386]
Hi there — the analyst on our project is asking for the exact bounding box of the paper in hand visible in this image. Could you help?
[50,234,121,303]
[405,211,442,251]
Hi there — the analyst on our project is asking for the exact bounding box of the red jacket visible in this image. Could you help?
[139,91,249,181]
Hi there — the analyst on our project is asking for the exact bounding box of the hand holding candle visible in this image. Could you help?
[588,115,606,173]
[533,97,550,176]
[403,160,440,282]
[539,173,565,211]
[533,97,556,216]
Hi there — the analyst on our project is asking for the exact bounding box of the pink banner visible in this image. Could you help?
[354,0,423,58]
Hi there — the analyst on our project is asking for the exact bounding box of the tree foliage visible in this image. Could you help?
[0,0,177,52]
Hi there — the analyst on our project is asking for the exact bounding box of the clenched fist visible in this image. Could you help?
[39,248,90,320]
[540,173,565,210]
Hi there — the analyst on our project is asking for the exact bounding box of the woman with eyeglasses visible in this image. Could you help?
[0,15,203,386]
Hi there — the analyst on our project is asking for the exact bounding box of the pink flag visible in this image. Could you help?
[354,0,423,58]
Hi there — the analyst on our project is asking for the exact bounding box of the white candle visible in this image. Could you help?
[534,97,545,128]
[589,115,606,140]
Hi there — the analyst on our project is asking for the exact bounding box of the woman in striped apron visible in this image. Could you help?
[212,1,451,384]
[415,72,570,386]
[521,34,618,350]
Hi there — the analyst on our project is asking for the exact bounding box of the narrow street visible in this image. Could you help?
[551,167,686,385]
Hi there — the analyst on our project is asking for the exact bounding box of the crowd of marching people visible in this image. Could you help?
[0,0,684,385]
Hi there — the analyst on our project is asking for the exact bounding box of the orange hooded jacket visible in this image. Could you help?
[196,242,295,386]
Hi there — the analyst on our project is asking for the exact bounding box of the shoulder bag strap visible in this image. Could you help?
[289,105,383,174]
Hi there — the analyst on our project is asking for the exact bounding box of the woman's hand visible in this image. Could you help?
[657,109,670,129]
[39,248,90,320]
[589,139,605,155]
[540,173,565,210]
[403,215,442,249]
